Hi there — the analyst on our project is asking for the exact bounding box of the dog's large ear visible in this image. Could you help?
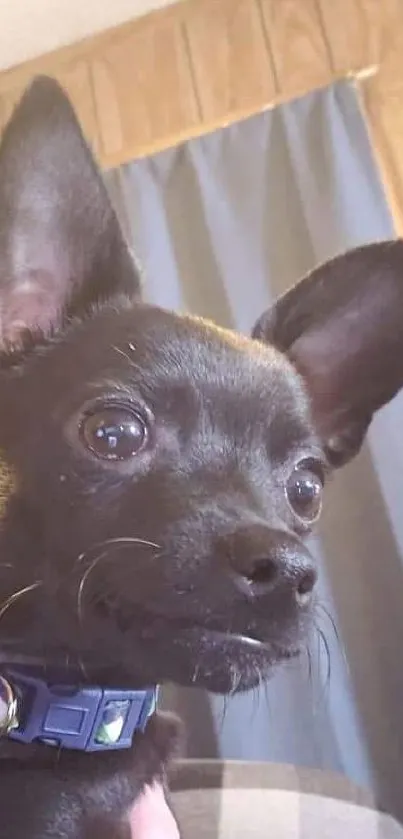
[253,241,403,467]
[0,76,139,349]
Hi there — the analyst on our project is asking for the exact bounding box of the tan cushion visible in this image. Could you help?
[169,760,403,838]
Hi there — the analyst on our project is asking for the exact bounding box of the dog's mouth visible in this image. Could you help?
[0,592,305,696]
[208,630,299,657]
[80,599,305,693]
[0,627,300,698]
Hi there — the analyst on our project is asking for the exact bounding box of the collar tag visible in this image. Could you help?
[0,667,158,752]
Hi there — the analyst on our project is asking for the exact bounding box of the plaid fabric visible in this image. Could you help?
[169,760,403,838]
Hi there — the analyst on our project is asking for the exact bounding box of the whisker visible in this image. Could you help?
[254,665,264,717]
[0,581,42,622]
[227,618,241,698]
[316,603,340,646]
[218,695,229,734]
[316,601,350,673]
[191,661,201,684]
[76,538,161,622]
[316,625,332,704]
[263,677,271,721]
[304,643,313,687]
[77,551,109,623]
[77,536,160,565]
[308,624,324,714]
[253,665,263,719]
[112,345,136,367]
[77,655,90,682]
[229,665,242,697]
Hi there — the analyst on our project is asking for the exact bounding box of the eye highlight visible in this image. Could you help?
[286,458,325,524]
[80,404,148,461]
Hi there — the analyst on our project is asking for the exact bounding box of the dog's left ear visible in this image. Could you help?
[253,241,403,467]
[0,76,140,349]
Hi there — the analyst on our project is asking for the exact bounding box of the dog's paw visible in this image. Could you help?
[139,711,184,777]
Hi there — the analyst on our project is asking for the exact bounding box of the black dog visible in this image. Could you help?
[0,77,402,838]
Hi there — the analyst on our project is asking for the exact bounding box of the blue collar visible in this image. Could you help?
[0,667,158,752]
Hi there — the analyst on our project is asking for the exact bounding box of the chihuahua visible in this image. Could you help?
[0,77,402,838]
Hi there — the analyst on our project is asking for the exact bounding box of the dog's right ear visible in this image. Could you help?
[0,76,140,350]
[253,241,403,467]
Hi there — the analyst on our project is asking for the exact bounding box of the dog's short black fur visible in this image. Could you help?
[0,77,403,837]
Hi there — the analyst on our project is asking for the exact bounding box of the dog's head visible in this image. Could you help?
[0,78,402,695]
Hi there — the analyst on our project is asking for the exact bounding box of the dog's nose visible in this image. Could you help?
[224,526,317,606]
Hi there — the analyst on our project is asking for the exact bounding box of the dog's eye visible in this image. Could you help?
[80,406,148,461]
[286,460,324,523]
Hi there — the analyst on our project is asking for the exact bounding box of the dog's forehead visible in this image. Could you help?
[106,306,316,457]
[97,304,301,391]
[29,303,310,433]
[101,304,310,421]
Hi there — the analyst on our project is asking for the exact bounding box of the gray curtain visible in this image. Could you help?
[106,81,403,823]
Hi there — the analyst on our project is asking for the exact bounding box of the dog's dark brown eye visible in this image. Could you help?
[80,406,148,461]
[286,460,324,523]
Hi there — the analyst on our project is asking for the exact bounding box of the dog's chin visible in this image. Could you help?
[100,623,303,694]
[164,628,301,693]
[0,615,304,696]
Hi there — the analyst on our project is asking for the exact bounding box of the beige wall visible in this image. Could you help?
[0,0,180,71]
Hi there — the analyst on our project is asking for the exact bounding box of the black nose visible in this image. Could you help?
[223,526,317,606]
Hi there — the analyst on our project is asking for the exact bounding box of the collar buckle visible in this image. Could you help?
[1,667,158,752]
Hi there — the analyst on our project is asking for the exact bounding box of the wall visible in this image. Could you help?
[0,0,180,72]
[0,0,403,233]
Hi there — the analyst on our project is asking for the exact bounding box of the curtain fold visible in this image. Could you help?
[106,80,403,823]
